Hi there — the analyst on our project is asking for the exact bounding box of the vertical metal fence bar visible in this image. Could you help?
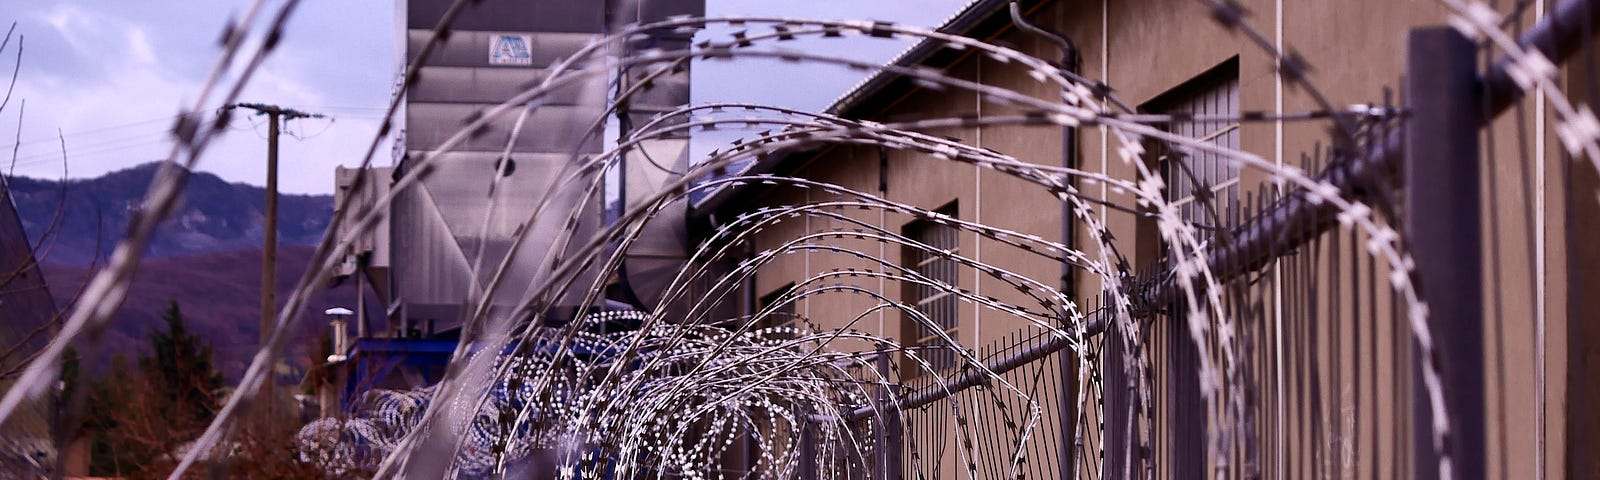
[801,418,818,480]
[1404,26,1486,480]
[1104,313,1130,479]
[873,346,903,480]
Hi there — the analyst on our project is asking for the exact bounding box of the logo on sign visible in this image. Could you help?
[489,34,533,65]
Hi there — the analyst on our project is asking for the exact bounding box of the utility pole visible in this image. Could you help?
[224,102,324,424]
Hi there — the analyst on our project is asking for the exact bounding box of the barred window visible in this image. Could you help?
[902,202,960,373]
[1135,60,1239,474]
[1153,64,1241,231]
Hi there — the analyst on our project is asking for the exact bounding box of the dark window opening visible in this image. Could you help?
[759,283,799,343]
[901,201,961,374]
[1146,58,1241,236]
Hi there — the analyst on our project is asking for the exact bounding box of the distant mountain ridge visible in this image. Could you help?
[0,164,353,381]
[3,162,334,266]
[40,245,362,381]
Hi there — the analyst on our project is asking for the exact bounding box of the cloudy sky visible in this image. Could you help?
[0,0,965,194]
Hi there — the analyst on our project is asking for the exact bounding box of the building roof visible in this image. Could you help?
[822,0,1005,116]
[688,0,1022,223]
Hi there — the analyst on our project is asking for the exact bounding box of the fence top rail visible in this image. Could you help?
[851,0,1600,422]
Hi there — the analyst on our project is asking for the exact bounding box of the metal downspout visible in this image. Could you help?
[1010,1,1082,475]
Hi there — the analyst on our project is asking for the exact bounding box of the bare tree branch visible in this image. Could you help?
[7,99,19,178]
[0,23,20,119]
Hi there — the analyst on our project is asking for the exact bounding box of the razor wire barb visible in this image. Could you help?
[0,0,1592,479]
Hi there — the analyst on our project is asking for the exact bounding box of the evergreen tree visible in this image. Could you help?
[80,300,227,478]
[84,354,138,476]
[138,300,223,429]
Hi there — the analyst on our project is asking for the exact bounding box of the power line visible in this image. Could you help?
[0,107,385,153]
[285,116,336,140]
[0,113,187,151]
[7,136,173,167]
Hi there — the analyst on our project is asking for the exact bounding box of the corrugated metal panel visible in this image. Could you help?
[406,0,604,33]
[636,0,705,22]
[390,179,476,319]
[622,76,691,112]
[390,0,698,332]
[403,103,606,153]
[334,166,392,270]
[404,30,596,70]
[408,67,561,105]
[414,152,567,238]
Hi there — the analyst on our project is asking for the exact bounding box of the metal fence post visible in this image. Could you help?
[872,348,903,479]
[1404,26,1486,480]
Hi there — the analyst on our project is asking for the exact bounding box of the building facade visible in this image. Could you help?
[689,0,1597,478]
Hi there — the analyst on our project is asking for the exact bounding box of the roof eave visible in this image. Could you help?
[688,0,1017,225]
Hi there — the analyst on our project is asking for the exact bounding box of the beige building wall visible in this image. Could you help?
[708,0,1587,477]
